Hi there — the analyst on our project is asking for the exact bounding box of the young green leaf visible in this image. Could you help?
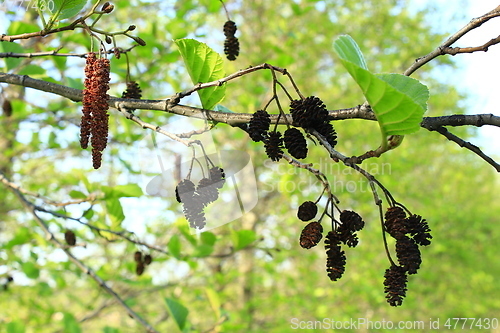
[174,39,226,110]
[50,0,88,21]
[333,35,429,137]
[165,298,189,331]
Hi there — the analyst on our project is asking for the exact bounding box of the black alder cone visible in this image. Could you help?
[299,221,323,249]
[406,214,432,246]
[175,179,196,203]
[384,206,407,239]
[265,131,284,162]
[290,96,329,128]
[297,201,318,221]
[315,122,338,148]
[223,20,237,37]
[248,110,271,142]
[284,128,308,159]
[224,37,240,61]
[325,231,346,281]
[209,166,226,189]
[134,251,142,263]
[395,236,422,274]
[384,265,408,307]
[122,81,142,99]
[144,254,153,266]
[64,230,76,246]
[196,177,219,205]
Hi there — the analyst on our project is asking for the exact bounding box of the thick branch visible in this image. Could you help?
[3,73,499,129]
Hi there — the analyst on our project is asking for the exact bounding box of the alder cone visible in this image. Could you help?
[248,110,271,142]
[297,201,317,221]
[299,221,323,249]
[224,36,240,61]
[384,265,408,307]
[223,20,237,37]
[209,166,225,189]
[264,131,284,162]
[315,122,337,148]
[290,96,329,128]
[325,231,346,281]
[284,128,308,159]
[64,230,76,246]
[176,179,196,203]
[136,262,145,276]
[196,177,219,205]
[144,254,152,265]
[122,81,142,99]
[384,206,407,238]
[133,251,142,263]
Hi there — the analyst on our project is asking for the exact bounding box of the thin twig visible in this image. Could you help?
[0,46,137,59]
[404,5,500,76]
[428,126,500,172]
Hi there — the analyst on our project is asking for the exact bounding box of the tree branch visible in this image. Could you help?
[3,72,499,129]
[426,126,500,172]
[0,171,160,333]
[404,5,500,76]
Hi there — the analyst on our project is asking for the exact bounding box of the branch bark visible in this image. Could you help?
[2,72,498,130]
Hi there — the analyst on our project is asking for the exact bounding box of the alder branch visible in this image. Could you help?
[404,5,500,76]
[443,34,500,55]
[0,171,169,254]
[0,46,137,59]
[0,171,160,333]
[2,72,499,129]
[426,126,500,172]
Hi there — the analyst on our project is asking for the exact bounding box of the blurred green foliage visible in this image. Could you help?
[0,0,499,332]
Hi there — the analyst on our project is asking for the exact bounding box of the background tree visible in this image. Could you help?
[1,0,499,332]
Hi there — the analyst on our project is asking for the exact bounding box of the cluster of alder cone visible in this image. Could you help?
[247,96,432,306]
[223,20,240,61]
[175,167,226,230]
[133,251,153,276]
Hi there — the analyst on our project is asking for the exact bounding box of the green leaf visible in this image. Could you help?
[205,287,221,319]
[102,327,119,333]
[50,0,88,20]
[168,234,182,259]
[17,64,46,77]
[5,227,31,249]
[63,313,81,333]
[21,261,40,279]
[0,42,23,71]
[105,198,125,228]
[69,190,87,199]
[174,39,226,110]
[177,223,197,246]
[200,232,216,246]
[6,321,26,333]
[192,244,213,257]
[333,35,368,70]
[231,230,257,251]
[102,184,143,198]
[165,298,189,331]
[333,35,429,136]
